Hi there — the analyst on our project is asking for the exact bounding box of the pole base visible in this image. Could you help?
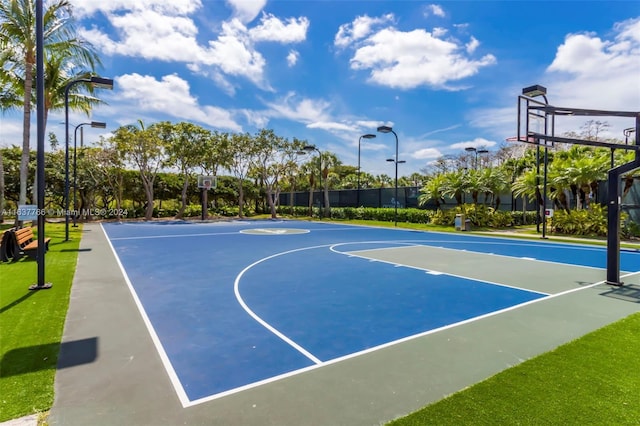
[29,283,53,291]
[605,280,624,287]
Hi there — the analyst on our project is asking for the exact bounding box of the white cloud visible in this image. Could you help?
[466,36,480,54]
[413,147,442,160]
[450,138,498,150]
[249,13,309,43]
[92,9,202,61]
[72,0,201,17]
[432,27,448,38]
[307,121,357,132]
[286,50,299,67]
[225,0,267,24]
[546,17,640,113]
[265,93,333,123]
[334,14,394,49]
[116,73,242,131]
[204,19,270,89]
[75,2,306,92]
[349,27,496,89]
[425,4,445,18]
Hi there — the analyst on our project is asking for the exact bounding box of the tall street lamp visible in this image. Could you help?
[522,84,549,239]
[30,0,51,290]
[72,121,106,226]
[464,146,489,169]
[377,125,402,226]
[302,145,323,218]
[65,76,113,240]
[357,134,376,207]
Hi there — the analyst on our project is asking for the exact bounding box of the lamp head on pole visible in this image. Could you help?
[90,121,107,129]
[90,76,114,90]
[465,147,477,153]
[302,145,316,152]
[477,149,489,154]
[361,133,376,139]
[522,84,547,98]
[377,125,393,134]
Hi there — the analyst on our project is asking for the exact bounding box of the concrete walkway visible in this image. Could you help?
[48,223,640,425]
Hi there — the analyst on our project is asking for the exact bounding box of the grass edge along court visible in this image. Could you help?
[388,311,640,425]
[2,220,640,424]
[0,223,82,423]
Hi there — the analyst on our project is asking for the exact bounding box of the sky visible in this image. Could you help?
[1,0,639,176]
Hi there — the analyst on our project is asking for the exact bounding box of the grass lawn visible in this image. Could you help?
[388,312,640,425]
[0,222,82,422]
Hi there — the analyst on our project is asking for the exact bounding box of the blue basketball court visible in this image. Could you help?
[100,220,640,407]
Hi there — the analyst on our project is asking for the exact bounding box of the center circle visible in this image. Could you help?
[240,228,310,235]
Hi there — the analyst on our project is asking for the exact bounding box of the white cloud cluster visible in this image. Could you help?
[334,14,394,49]
[249,13,309,43]
[226,0,267,24]
[425,4,445,18]
[547,17,640,112]
[335,13,496,90]
[449,138,497,150]
[116,73,243,131]
[286,50,299,67]
[75,1,309,92]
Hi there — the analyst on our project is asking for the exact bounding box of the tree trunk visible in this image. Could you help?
[17,58,34,226]
[142,176,155,221]
[237,178,245,218]
[266,187,277,218]
[323,182,330,218]
[176,172,189,219]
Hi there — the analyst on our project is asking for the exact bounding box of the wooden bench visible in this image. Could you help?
[14,227,51,261]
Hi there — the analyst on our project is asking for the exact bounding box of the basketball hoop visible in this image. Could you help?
[197,175,216,190]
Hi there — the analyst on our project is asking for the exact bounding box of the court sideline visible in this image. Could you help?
[50,222,640,425]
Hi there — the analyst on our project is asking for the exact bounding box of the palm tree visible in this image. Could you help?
[418,174,446,210]
[512,168,542,213]
[442,170,467,205]
[481,166,509,209]
[0,0,101,211]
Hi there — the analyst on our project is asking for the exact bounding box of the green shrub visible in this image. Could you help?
[550,204,608,236]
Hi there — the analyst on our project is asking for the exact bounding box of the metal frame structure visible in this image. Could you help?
[516,95,640,286]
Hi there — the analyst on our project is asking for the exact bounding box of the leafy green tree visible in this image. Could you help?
[228,132,255,218]
[201,130,232,212]
[159,121,211,219]
[112,120,167,220]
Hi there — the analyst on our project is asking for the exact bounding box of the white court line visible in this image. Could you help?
[233,245,326,365]
[109,231,242,241]
[187,270,640,407]
[100,224,192,408]
[334,239,610,272]
[329,242,551,296]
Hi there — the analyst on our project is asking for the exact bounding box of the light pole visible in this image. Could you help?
[464,147,489,169]
[64,76,113,240]
[29,0,51,290]
[72,121,106,226]
[302,145,323,218]
[377,125,402,226]
[522,84,549,239]
[357,134,376,207]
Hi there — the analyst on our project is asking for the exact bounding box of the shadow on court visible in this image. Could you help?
[600,284,640,303]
